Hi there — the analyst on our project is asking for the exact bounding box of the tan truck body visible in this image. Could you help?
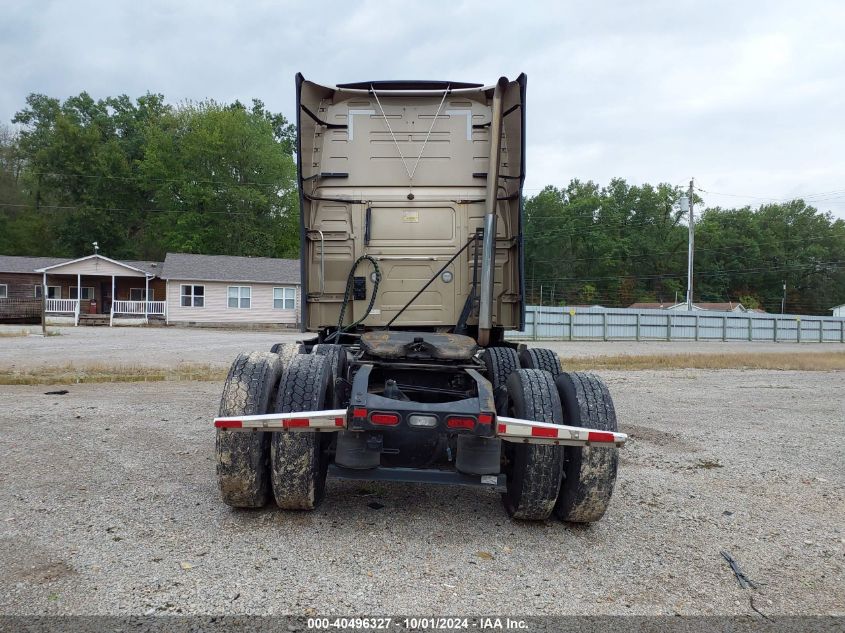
[296,75,527,335]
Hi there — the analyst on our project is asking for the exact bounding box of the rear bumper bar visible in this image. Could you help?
[214,410,627,447]
[328,464,508,491]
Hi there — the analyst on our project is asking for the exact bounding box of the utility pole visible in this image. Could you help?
[682,178,695,310]
[41,274,46,337]
[781,281,786,314]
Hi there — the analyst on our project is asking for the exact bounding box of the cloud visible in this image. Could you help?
[1,0,843,216]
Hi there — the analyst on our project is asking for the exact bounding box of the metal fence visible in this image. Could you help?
[0,298,41,322]
[506,305,845,343]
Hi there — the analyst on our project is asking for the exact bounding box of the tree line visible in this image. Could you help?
[524,181,845,314]
[1,92,843,314]
[0,92,299,260]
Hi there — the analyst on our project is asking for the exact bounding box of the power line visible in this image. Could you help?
[696,184,845,204]
[523,203,845,239]
[0,201,292,216]
[523,261,844,284]
[21,170,293,191]
[526,233,843,265]
[524,219,687,240]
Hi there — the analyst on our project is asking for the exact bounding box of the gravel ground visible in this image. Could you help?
[0,325,303,370]
[0,370,842,616]
[0,324,840,370]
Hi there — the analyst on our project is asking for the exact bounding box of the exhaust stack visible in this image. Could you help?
[477,77,508,346]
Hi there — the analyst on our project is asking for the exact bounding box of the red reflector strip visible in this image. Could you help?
[215,420,242,429]
[284,418,310,428]
[497,423,507,434]
[371,413,400,426]
[334,417,345,427]
[352,408,367,418]
[588,431,616,443]
[530,426,558,438]
[447,417,475,430]
[478,413,494,425]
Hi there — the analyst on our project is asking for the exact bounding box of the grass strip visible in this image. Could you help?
[1,351,843,385]
[0,362,228,385]
[562,351,845,371]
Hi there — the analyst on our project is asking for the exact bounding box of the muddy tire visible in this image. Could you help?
[311,344,348,407]
[481,347,520,415]
[519,347,562,376]
[554,372,619,523]
[216,351,283,508]
[501,369,566,520]
[270,342,305,366]
[270,354,332,510]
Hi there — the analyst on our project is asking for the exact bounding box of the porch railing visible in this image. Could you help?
[45,298,80,325]
[111,300,167,317]
[46,298,79,314]
[147,301,166,316]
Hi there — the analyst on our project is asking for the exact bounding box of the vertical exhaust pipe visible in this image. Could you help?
[477,77,508,347]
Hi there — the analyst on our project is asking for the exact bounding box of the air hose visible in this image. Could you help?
[325,255,381,343]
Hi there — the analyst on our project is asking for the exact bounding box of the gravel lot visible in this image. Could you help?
[0,362,842,615]
[0,325,303,370]
[0,324,839,370]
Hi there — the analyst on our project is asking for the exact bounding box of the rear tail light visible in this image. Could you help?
[408,414,438,428]
[446,416,475,430]
[215,420,242,429]
[478,413,494,425]
[588,431,616,443]
[370,412,400,426]
[352,408,367,418]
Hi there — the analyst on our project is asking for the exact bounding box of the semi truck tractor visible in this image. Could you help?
[214,74,625,521]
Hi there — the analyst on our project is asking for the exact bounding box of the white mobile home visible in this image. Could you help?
[162,253,300,327]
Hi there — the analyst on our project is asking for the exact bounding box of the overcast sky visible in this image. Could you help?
[2,0,844,217]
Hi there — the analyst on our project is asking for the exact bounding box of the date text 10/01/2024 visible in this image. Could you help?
[306,618,529,630]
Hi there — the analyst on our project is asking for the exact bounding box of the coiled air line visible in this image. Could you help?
[325,255,381,342]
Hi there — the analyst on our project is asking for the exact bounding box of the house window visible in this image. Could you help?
[34,286,61,299]
[0,285,6,299]
[274,287,296,310]
[180,285,204,307]
[228,286,251,309]
[69,287,95,300]
[129,288,148,301]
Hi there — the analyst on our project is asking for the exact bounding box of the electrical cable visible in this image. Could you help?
[325,255,381,343]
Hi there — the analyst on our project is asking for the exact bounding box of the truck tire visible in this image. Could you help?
[311,344,349,407]
[270,342,305,366]
[519,347,562,376]
[553,372,619,523]
[481,347,520,414]
[216,351,283,508]
[501,369,566,520]
[270,354,332,510]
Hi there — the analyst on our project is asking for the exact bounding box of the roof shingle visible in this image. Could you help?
[0,255,75,274]
[1,252,299,285]
[161,253,300,284]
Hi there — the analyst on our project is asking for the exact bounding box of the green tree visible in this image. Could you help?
[523,181,844,314]
[12,92,169,257]
[140,100,298,258]
[9,92,298,260]
[695,201,845,314]
[524,179,688,306]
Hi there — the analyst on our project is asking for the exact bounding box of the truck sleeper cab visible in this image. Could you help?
[213,75,625,523]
